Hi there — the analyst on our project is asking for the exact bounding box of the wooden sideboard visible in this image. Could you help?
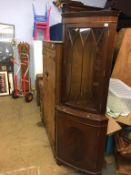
[42,41,63,152]
[42,10,118,175]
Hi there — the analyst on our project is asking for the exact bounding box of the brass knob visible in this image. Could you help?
[45,71,49,79]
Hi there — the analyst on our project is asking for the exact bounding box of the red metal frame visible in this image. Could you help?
[11,59,29,97]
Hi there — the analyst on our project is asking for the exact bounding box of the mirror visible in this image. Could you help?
[0,23,15,42]
[0,23,15,72]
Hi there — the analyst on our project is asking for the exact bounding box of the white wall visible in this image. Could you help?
[0,0,35,87]
[0,0,62,87]
[0,0,33,43]
[0,0,107,43]
[75,0,107,7]
[0,0,107,87]
[33,0,62,26]
[33,40,43,77]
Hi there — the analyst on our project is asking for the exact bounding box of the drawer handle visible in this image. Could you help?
[45,71,49,78]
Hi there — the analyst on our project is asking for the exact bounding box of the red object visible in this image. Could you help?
[32,3,51,40]
[14,75,18,96]
[12,59,29,97]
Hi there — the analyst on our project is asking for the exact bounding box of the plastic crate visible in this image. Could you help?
[107,78,131,115]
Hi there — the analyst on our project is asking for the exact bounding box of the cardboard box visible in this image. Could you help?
[107,115,122,135]
[106,113,131,135]
[116,113,131,126]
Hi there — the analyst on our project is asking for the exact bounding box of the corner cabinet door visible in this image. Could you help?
[62,23,114,114]
[55,107,108,175]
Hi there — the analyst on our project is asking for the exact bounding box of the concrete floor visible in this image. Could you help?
[0,96,122,175]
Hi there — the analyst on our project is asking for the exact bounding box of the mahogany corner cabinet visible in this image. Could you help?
[42,10,118,175]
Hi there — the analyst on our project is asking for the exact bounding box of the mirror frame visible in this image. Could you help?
[0,23,15,42]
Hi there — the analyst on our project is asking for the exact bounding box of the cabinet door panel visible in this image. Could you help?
[62,26,109,113]
[55,108,107,174]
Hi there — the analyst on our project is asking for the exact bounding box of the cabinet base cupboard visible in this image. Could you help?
[42,10,118,175]
[55,105,108,175]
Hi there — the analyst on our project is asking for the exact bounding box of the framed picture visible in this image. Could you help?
[0,71,9,96]
[8,72,14,94]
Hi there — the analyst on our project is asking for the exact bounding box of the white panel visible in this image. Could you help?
[33,41,43,79]
[8,73,14,94]
[74,0,107,7]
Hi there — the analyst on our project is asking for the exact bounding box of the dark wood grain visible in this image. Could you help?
[55,105,108,175]
[42,41,63,152]
[42,10,118,175]
[61,11,118,114]
[56,10,118,175]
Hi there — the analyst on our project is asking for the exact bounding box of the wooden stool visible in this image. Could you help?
[39,79,44,122]
[35,74,43,106]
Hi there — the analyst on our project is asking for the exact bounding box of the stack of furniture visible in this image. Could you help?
[32,3,51,40]
[41,9,118,175]
[61,0,102,12]
[112,28,131,87]
[36,74,43,106]
[106,0,131,31]
[36,74,44,120]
